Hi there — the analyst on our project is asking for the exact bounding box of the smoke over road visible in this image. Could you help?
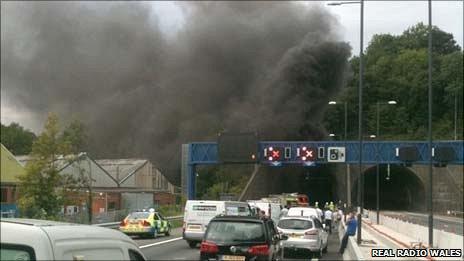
[1,2,351,184]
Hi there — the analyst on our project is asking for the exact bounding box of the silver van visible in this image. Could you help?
[1,218,146,260]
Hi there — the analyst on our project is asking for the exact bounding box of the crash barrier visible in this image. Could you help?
[339,217,365,260]
[366,211,463,249]
[0,210,16,218]
[95,215,184,228]
[58,209,130,224]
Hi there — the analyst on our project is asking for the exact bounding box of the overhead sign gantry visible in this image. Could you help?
[182,133,463,199]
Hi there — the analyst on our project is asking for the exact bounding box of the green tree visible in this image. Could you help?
[17,113,88,219]
[324,23,462,141]
[61,118,88,154]
[1,122,36,155]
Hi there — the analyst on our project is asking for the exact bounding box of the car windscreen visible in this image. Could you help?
[278,219,313,230]
[127,212,150,219]
[205,221,265,244]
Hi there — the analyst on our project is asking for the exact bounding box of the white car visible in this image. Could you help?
[0,218,146,260]
[277,216,329,259]
[287,207,322,221]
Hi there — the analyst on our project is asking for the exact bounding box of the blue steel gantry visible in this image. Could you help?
[185,140,463,199]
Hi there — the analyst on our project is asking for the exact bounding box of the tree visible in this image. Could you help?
[17,113,88,219]
[61,118,88,154]
[324,22,463,141]
[0,122,36,155]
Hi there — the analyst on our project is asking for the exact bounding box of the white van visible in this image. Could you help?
[0,218,146,260]
[247,200,281,223]
[182,200,251,248]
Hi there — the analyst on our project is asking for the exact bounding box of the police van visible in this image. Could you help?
[182,200,251,248]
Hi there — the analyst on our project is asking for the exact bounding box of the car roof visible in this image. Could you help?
[211,215,264,223]
[279,216,315,221]
[1,218,82,227]
[1,218,137,246]
[289,207,317,210]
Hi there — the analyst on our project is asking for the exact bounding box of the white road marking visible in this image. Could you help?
[139,237,183,249]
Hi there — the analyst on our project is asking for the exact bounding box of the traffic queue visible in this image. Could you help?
[175,193,345,260]
[114,192,346,260]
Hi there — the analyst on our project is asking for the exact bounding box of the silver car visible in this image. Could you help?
[277,216,329,259]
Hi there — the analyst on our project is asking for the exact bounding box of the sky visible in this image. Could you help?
[150,1,463,53]
[1,1,463,133]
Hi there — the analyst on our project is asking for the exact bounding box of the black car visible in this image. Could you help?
[200,215,288,261]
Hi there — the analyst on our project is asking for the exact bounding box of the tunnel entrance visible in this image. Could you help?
[262,165,337,205]
[352,165,425,211]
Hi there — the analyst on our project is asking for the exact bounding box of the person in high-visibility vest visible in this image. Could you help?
[329,201,335,212]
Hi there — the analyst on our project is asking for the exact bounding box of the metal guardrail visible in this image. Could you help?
[95,215,183,228]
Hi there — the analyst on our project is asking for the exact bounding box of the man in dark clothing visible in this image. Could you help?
[339,211,357,254]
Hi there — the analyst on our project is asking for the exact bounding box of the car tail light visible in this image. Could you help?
[248,245,269,256]
[200,241,218,254]
[120,220,127,227]
[142,220,151,226]
[182,222,186,232]
[305,230,318,236]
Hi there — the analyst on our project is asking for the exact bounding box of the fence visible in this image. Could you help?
[58,209,129,224]
[1,210,16,218]
[96,215,183,228]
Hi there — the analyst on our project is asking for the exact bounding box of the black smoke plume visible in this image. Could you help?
[1,2,351,184]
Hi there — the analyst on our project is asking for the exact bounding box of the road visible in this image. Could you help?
[134,227,342,260]
[381,210,463,236]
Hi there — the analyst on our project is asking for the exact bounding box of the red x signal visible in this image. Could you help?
[272,150,280,159]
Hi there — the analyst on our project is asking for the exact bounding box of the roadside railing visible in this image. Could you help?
[58,209,130,224]
[95,215,183,228]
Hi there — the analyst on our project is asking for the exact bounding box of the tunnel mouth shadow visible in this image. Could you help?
[352,165,426,212]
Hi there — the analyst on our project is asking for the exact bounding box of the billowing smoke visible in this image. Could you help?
[1,2,351,184]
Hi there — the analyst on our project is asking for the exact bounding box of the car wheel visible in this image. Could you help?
[188,241,197,248]
[165,227,171,236]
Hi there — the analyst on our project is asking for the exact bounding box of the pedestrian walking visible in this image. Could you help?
[280,205,289,218]
[324,208,333,234]
[339,211,357,254]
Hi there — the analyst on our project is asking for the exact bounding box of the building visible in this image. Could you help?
[0,144,25,217]
[15,153,121,215]
[96,159,177,208]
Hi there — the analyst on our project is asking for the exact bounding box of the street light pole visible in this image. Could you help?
[344,102,349,209]
[327,0,363,244]
[427,0,434,247]
[376,102,380,225]
[357,0,365,245]
[375,101,397,225]
[328,101,350,208]
[454,94,457,140]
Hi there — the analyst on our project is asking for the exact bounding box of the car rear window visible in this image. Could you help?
[205,221,265,244]
[127,212,150,219]
[278,219,313,230]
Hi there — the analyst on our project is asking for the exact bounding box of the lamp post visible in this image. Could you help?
[328,0,364,244]
[374,101,397,224]
[427,0,434,247]
[328,101,349,208]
